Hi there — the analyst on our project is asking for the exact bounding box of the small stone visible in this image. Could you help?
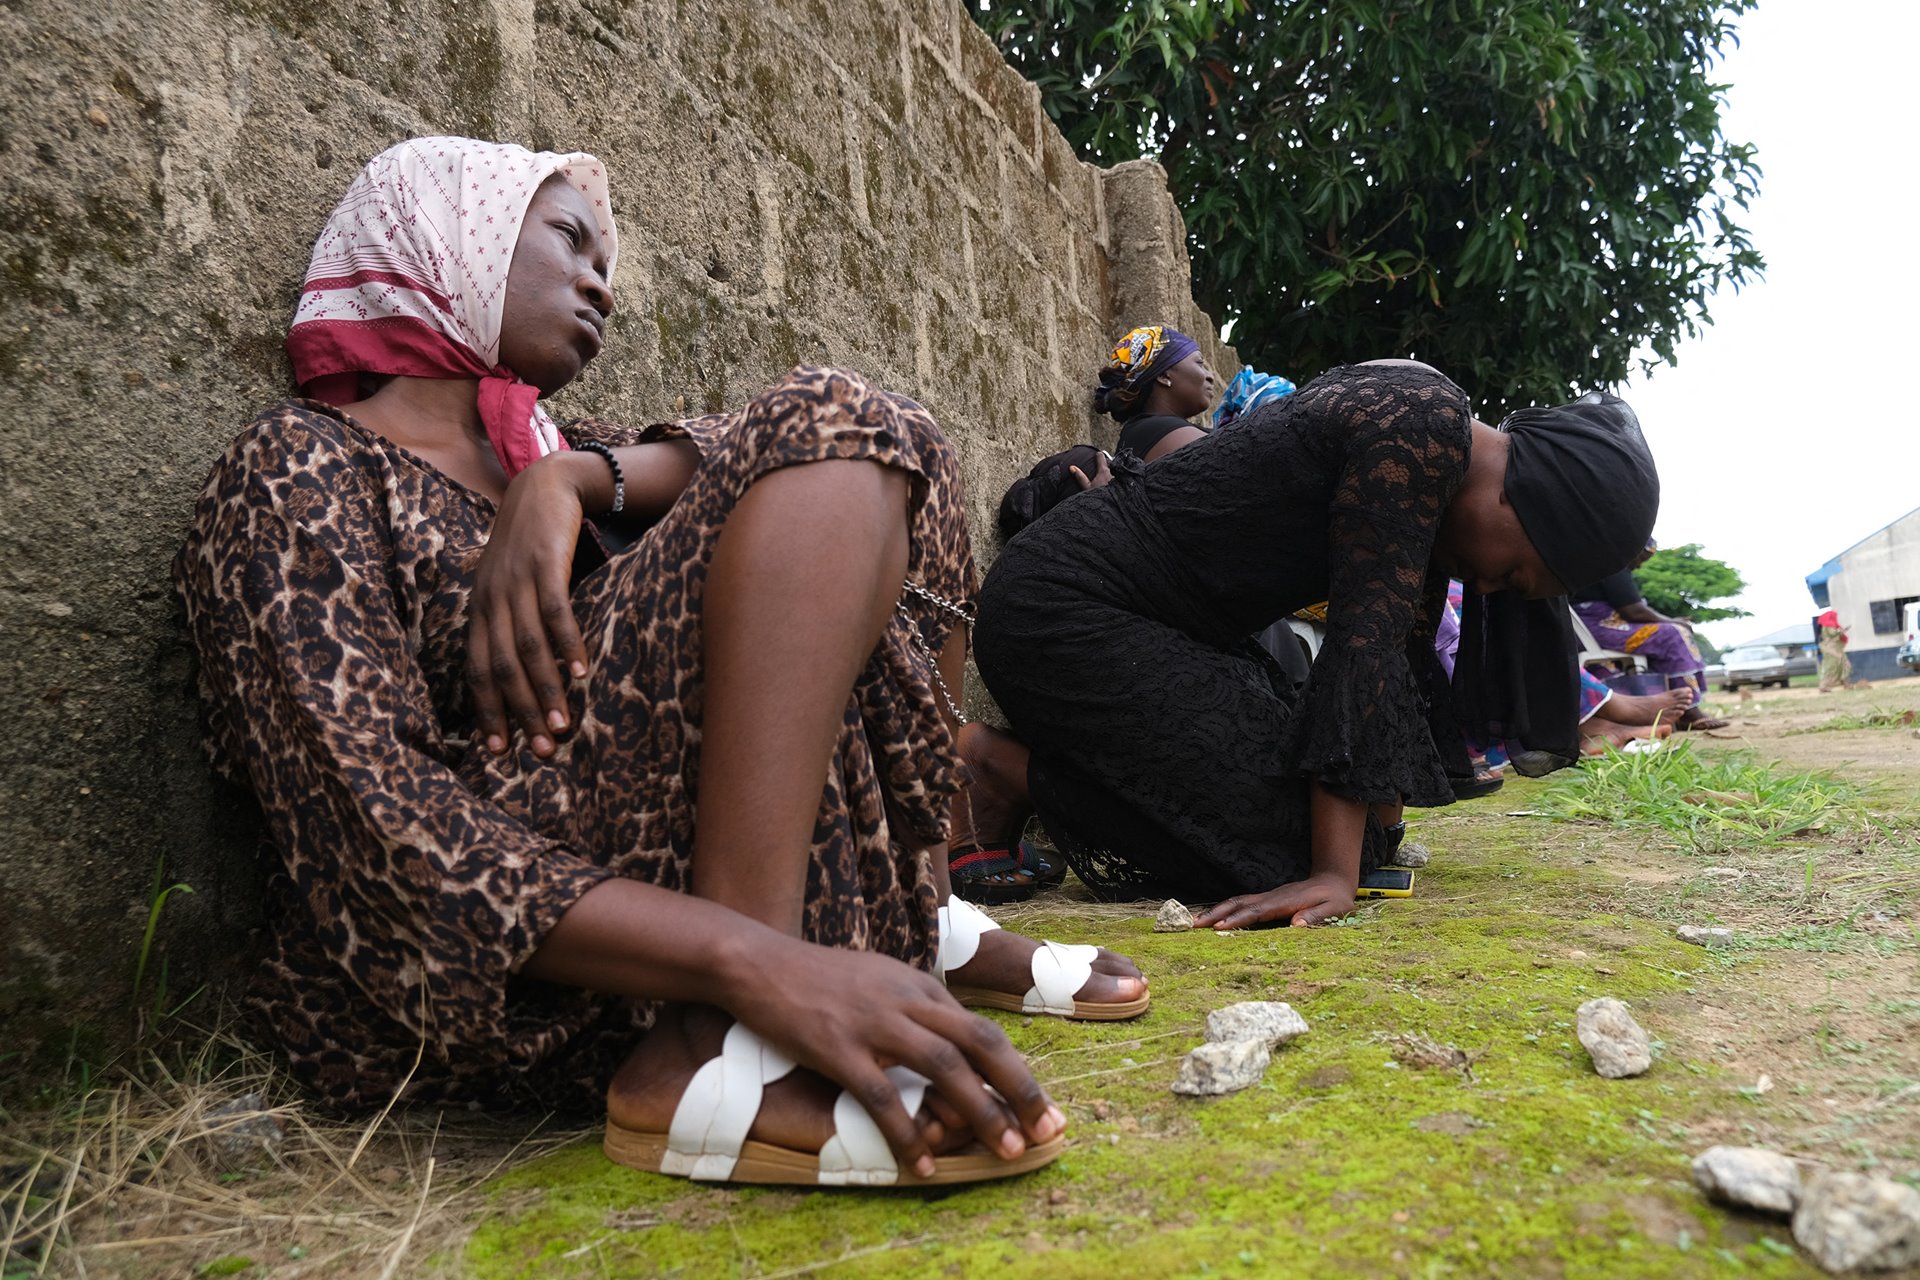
[1568,949,1589,960]
[1047,1187,1069,1206]
[1691,1146,1802,1216]
[85,106,109,128]
[1701,866,1745,879]
[1090,1099,1112,1121]
[1153,899,1194,931]
[1677,925,1734,948]
[1205,1001,1309,1048]
[1576,997,1652,1078]
[1792,1171,1920,1273]
[1393,841,1431,868]
[203,1092,286,1167]
[1171,1039,1271,1096]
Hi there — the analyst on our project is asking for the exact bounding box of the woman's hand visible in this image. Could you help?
[467,453,599,756]
[1192,872,1357,930]
[724,939,1063,1176]
[1068,452,1113,491]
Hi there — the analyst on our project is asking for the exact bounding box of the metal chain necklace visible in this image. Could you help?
[898,579,975,725]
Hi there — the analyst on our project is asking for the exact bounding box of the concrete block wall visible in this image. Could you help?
[0,0,1233,1060]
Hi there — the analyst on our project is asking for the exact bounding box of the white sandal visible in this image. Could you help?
[603,1022,1063,1186]
[937,898,1150,1022]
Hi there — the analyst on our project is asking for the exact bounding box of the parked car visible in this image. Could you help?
[1784,652,1818,678]
[1721,645,1791,690]
[1703,660,1726,685]
[1899,601,1920,672]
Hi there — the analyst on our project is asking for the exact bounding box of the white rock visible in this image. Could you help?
[1576,997,1652,1078]
[1153,899,1194,932]
[1701,866,1746,879]
[1170,1039,1271,1096]
[1677,925,1735,948]
[1205,1001,1308,1048]
[1393,841,1432,868]
[1792,1171,1920,1273]
[1692,1146,1802,1216]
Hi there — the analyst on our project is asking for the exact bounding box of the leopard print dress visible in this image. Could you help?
[173,367,974,1112]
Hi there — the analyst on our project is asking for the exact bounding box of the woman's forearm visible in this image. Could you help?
[523,876,781,1008]
[539,440,701,520]
[1307,780,1365,888]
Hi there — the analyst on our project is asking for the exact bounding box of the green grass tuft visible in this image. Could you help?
[1786,706,1919,735]
[1535,742,1879,854]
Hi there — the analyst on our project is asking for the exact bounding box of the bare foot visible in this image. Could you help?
[1595,685,1693,727]
[945,928,1148,1009]
[606,1005,969,1155]
[1580,719,1673,755]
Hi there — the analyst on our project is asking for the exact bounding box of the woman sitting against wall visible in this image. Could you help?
[172,136,1149,1189]
[964,350,1661,929]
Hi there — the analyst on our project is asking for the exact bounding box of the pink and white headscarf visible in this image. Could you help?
[287,136,619,479]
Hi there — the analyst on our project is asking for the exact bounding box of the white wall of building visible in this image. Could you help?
[1824,507,1920,672]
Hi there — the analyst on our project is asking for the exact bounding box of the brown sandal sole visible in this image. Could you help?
[602,1123,1067,1185]
[948,985,1151,1022]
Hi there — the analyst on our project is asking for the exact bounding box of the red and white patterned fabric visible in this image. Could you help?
[286,136,619,479]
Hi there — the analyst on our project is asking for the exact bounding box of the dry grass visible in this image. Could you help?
[1,1012,587,1280]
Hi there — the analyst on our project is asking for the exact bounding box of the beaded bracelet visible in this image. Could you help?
[575,441,625,515]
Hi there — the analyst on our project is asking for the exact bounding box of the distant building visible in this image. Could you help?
[1805,503,1920,681]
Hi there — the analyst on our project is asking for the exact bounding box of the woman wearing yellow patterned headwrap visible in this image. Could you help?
[1095,325,1216,461]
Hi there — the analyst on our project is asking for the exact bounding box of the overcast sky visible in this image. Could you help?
[1622,0,1919,650]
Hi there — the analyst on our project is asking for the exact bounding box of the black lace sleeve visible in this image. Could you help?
[1282,365,1472,806]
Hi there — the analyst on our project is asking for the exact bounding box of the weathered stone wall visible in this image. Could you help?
[0,0,1232,1062]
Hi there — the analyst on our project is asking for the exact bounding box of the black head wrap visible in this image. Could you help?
[1499,392,1660,594]
[1443,393,1659,778]
[996,444,1110,541]
[1450,591,1581,777]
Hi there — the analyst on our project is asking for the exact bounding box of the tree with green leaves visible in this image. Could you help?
[971,0,1763,420]
[1637,543,1747,623]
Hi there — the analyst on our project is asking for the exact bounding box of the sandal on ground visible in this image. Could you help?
[1015,837,1066,889]
[602,1022,1064,1186]
[949,842,1037,905]
[1450,767,1504,801]
[936,898,1150,1022]
[1675,710,1731,732]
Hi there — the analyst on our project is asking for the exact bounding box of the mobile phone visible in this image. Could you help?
[1356,868,1414,898]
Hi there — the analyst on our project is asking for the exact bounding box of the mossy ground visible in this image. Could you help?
[455,688,1920,1280]
[11,685,1915,1278]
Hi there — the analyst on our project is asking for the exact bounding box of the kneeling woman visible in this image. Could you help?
[969,360,1658,928]
[172,138,1141,1188]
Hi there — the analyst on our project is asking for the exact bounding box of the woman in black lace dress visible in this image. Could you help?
[968,360,1659,929]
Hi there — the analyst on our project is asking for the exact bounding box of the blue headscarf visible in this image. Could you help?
[1211,368,1297,427]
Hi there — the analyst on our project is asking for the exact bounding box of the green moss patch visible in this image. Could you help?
[459,789,1840,1278]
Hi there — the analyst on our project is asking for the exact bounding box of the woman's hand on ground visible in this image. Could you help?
[723,939,1063,1178]
[467,454,596,756]
[1193,872,1357,930]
